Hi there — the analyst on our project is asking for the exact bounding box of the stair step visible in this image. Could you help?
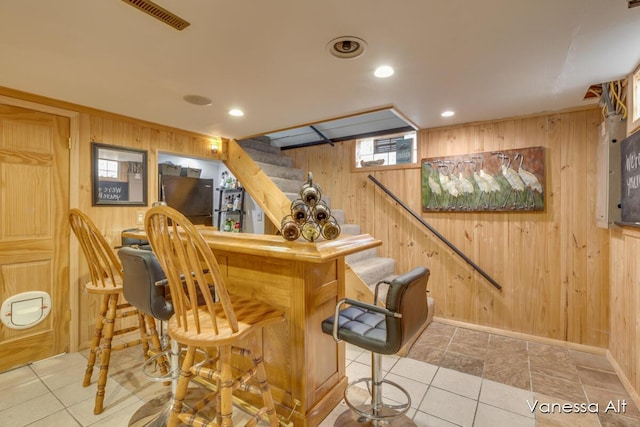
[237,138,281,155]
[345,247,378,264]
[272,177,305,193]
[331,209,345,225]
[340,224,361,235]
[349,257,395,287]
[257,162,305,181]
[243,147,293,168]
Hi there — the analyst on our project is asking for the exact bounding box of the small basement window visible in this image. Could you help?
[634,66,640,123]
[355,131,417,168]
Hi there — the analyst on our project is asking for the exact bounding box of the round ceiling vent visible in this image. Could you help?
[327,36,367,59]
[183,94,213,106]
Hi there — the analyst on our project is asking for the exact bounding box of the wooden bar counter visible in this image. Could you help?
[123,228,381,426]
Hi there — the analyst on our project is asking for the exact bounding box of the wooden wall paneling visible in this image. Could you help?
[518,116,550,339]
[551,113,573,342]
[610,229,640,394]
[543,115,564,340]
[558,111,588,344]
[573,111,591,344]
[608,233,626,372]
[624,230,638,389]
[632,233,640,392]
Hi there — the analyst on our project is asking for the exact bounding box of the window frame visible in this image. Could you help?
[629,62,640,136]
[351,130,421,173]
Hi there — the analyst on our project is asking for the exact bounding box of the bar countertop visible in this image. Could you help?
[123,227,381,263]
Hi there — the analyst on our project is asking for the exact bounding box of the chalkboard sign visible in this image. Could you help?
[97,181,129,202]
[621,130,640,224]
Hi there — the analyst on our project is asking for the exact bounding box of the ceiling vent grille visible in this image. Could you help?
[121,0,191,31]
[630,0,640,8]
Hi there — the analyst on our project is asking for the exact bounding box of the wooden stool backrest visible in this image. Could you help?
[69,208,123,288]
[145,206,238,335]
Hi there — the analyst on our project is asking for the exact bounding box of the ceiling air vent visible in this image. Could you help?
[630,0,640,8]
[121,0,191,31]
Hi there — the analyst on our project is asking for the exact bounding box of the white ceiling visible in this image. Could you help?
[1,1,639,145]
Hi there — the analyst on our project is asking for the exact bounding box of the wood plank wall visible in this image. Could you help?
[610,197,640,395]
[285,108,610,349]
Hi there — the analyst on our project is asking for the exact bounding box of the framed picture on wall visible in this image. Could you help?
[421,146,545,212]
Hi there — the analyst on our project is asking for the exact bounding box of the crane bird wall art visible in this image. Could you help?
[421,146,545,212]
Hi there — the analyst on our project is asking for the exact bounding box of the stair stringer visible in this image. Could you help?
[223,139,291,227]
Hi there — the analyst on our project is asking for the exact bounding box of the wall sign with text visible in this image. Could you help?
[621,131,640,223]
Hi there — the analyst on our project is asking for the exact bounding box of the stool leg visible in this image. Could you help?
[247,332,279,427]
[138,312,151,359]
[144,315,163,353]
[94,293,118,415]
[215,347,222,426]
[219,345,233,427]
[83,293,109,387]
[145,314,169,379]
[168,345,196,427]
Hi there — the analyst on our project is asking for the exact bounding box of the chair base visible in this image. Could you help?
[334,407,417,427]
[344,377,411,424]
[129,388,210,427]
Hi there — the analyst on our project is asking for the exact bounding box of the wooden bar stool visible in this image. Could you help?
[69,208,165,415]
[145,205,284,427]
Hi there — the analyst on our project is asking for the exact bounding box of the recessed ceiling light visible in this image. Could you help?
[441,110,455,117]
[229,109,244,117]
[374,65,394,78]
[183,94,212,106]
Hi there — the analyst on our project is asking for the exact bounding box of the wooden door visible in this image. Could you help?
[0,104,70,372]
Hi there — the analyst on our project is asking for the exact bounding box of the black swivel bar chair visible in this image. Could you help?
[118,246,175,427]
[322,266,430,427]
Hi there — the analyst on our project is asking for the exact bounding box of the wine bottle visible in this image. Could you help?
[291,199,310,224]
[321,218,341,240]
[280,216,300,241]
[312,200,331,224]
[301,221,320,242]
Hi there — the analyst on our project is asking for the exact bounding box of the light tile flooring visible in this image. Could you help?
[1,321,639,426]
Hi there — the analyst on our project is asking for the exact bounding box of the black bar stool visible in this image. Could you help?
[322,267,430,427]
[118,246,175,427]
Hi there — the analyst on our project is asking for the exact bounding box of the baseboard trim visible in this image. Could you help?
[606,351,640,414]
[432,317,607,355]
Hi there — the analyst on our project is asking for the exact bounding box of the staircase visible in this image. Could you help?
[237,137,397,298]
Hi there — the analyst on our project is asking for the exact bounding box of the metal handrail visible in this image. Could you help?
[368,175,502,291]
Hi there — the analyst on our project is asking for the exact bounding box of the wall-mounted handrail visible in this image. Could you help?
[368,175,502,291]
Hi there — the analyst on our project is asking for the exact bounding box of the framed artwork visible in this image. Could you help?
[421,146,545,212]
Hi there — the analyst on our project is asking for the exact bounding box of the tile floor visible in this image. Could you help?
[1,321,639,426]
